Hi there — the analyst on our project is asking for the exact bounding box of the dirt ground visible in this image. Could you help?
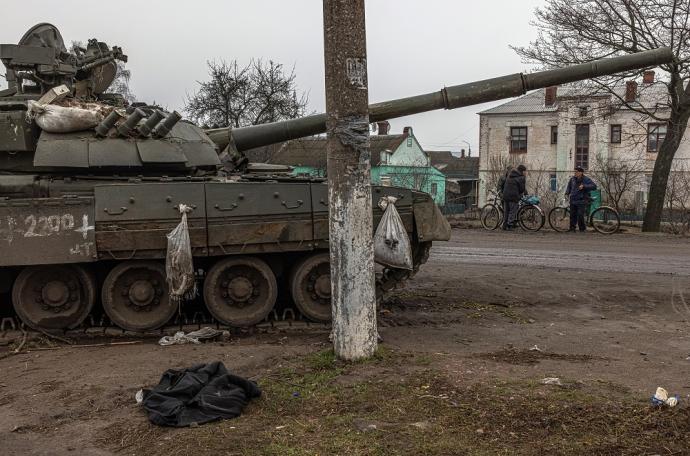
[1,228,689,455]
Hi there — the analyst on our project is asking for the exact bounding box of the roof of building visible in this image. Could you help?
[428,150,479,179]
[479,83,670,115]
[243,143,284,164]
[427,151,455,161]
[266,134,407,168]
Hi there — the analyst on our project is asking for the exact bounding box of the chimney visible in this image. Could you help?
[460,149,466,158]
[402,126,413,137]
[625,80,638,103]
[643,70,655,84]
[376,121,390,135]
[544,86,558,107]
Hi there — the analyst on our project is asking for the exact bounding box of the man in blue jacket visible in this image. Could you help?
[565,166,597,232]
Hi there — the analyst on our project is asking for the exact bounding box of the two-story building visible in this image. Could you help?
[477,71,690,208]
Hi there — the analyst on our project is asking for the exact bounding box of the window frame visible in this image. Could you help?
[509,126,528,154]
[575,124,590,170]
[647,123,667,153]
[610,124,622,144]
[550,126,558,145]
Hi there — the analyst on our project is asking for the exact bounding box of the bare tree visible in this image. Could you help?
[525,157,562,212]
[382,167,437,194]
[665,161,690,234]
[590,152,647,213]
[513,0,690,232]
[485,154,522,197]
[106,62,135,104]
[185,59,308,128]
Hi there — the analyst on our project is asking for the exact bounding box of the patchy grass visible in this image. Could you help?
[474,346,604,365]
[99,349,690,456]
[458,301,530,323]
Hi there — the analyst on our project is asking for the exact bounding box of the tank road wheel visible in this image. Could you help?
[203,257,277,327]
[12,265,96,331]
[102,261,175,331]
[289,253,332,323]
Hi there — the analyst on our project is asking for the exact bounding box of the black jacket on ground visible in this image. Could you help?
[502,169,526,202]
[141,361,261,427]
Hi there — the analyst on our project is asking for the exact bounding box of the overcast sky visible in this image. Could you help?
[1,0,546,154]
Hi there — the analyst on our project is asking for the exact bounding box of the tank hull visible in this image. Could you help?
[0,177,448,331]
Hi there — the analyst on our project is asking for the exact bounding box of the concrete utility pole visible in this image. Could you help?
[323,0,377,360]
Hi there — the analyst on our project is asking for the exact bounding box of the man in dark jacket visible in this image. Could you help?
[502,164,526,230]
[496,165,512,200]
[565,166,597,232]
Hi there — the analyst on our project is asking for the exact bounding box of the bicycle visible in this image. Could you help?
[548,197,620,234]
[480,190,545,232]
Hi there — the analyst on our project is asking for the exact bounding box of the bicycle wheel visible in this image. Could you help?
[480,204,502,230]
[517,204,545,232]
[548,207,570,232]
[590,206,620,234]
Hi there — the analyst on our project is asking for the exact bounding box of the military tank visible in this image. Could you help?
[0,24,672,333]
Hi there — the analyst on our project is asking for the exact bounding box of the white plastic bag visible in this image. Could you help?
[374,196,413,270]
[166,204,197,302]
[27,100,104,133]
[158,327,224,346]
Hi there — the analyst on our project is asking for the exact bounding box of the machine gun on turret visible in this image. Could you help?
[0,23,127,100]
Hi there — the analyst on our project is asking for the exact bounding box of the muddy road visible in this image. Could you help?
[1,228,689,455]
[433,228,690,275]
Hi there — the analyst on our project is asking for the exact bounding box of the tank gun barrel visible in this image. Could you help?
[205,47,673,152]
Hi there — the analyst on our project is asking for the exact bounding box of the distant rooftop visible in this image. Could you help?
[264,135,407,169]
[480,83,670,115]
[428,151,479,179]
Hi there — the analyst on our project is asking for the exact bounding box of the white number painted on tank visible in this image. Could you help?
[61,214,75,230]
[70,242,94,256]
[23,214,39,237]
[0,213,94,243]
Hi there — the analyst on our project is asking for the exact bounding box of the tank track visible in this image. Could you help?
[0,242,432,339]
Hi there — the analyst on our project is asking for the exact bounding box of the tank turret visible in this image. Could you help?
[0,24,220,175]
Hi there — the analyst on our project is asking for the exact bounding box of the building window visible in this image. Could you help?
[550,126,558,145]
[550,174,557,192]
[647,123,667,153]
[575,124,590,170]
[579,106,588,117]
[430,182,438,196]
[509,127,528,153]
[610,124,622,144]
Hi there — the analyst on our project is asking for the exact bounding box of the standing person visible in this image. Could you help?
[502,164,527,230]
[496,165,512,200]
[565,166,597,232]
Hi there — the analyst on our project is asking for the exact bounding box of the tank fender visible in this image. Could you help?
[412,195,451,242]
